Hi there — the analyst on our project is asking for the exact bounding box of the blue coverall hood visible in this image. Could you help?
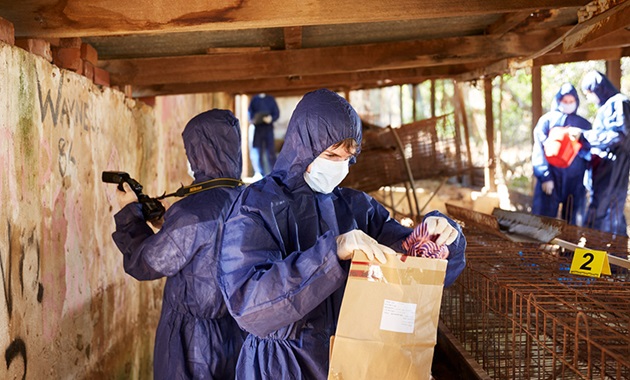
[581,71,619,106]
[182,109,242,181]
[552,83,580,113]
[273,89,362,189]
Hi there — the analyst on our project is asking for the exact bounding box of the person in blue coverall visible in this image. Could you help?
[582,71,630,235]
[248,93,280,178]
[532,83,592,225]
[111,109,247,379]
[219,89,467,379]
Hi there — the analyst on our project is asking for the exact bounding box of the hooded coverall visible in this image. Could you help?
[582,71,630,235]
[219,89,467,379]
[112,109,246,379]
[532,83,591,225]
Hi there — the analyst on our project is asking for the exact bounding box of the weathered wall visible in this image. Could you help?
[0,41,233,379]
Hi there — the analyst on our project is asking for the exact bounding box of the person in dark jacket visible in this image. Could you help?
[582,70,630,235]
[531,83,591,225]
[219,89,466,379]
[248,93,280,178]
[111,109,246,379]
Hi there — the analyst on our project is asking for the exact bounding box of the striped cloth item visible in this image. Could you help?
[402,222,449,259]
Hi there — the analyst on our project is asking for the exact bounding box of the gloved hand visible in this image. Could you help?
[423,216,459,246]
[541,180,554,195]
[336,229,396,264]
[262,115,273,124]
[116,182,139,209]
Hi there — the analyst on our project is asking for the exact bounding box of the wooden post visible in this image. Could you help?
[237,94,252,177]
[531,66,542,194]
[412,83,418,121]
[532,66,542,133]
[451,83,464,183]
[484,77,497,192]
[606,60,622,90]
[454,82,474,185]
[400,85,404,126]
[430,80,436,118]
[430,80,438,159]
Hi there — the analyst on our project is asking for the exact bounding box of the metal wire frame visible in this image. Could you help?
[441,225,630,379]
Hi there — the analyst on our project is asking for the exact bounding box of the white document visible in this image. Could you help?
[379,299,417,334]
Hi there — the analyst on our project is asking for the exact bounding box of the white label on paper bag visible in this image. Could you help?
[379,299,416,333]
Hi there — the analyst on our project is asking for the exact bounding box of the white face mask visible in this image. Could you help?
[558,102,577,114]
[304,157,350,194]
[586,92,600,105]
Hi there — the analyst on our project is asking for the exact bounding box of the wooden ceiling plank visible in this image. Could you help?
[486,11,532,36]
[562,1,630,51]
[455,59,511,82]
[283,27,302,50]
[569,27,630,51]
[102,28,568,86]
[131,63,491,97]
[534,46,629,66]
[206,47,271,54]
[4,0,591,38]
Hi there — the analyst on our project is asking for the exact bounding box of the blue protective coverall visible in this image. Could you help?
[248,94,280,175]
[219,89,467,380]
[582,71,630,235]
[112,110,246,379]
[532,83,592,225]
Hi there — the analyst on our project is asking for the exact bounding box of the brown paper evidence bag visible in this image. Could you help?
[329,250,447,380]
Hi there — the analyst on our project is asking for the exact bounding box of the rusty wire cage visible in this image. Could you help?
[441,217,630,379]
[341,113,468,193]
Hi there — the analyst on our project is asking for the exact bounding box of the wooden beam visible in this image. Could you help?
[486,11,532,36]
[206,47,271,54]
[484,77,497,192]
[570,27,630,51]
[606,59,622,89]
[459,23,630,82]
[102,28,568,86]
[562,1,630,51]
[454,82,475,184]
[518,1,629,62]
[284,27,302,50]
[4,1,591,38]
[533,46,630,66]
[532,66,542,131]
[455,58,533,82]
[131,63,491,97]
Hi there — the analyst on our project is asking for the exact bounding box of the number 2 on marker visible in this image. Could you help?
[570,248,611,278]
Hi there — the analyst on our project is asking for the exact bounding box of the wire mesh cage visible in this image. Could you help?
[440,222,630,379]
[342,113,468,193]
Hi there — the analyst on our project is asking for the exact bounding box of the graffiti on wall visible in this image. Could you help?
[36,70,90,177]
[0,45,221,378]
[1,222,42,380]
[0,60,91,379]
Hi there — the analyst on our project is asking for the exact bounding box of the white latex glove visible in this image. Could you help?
[116,182,138,210]
[424,216,458,246]
[336,229,396,264]
[567,126,582,141]
[262,115,273,124]
[541,180,554,195]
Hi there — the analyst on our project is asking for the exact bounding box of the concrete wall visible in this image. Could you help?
[0,42,232,379]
